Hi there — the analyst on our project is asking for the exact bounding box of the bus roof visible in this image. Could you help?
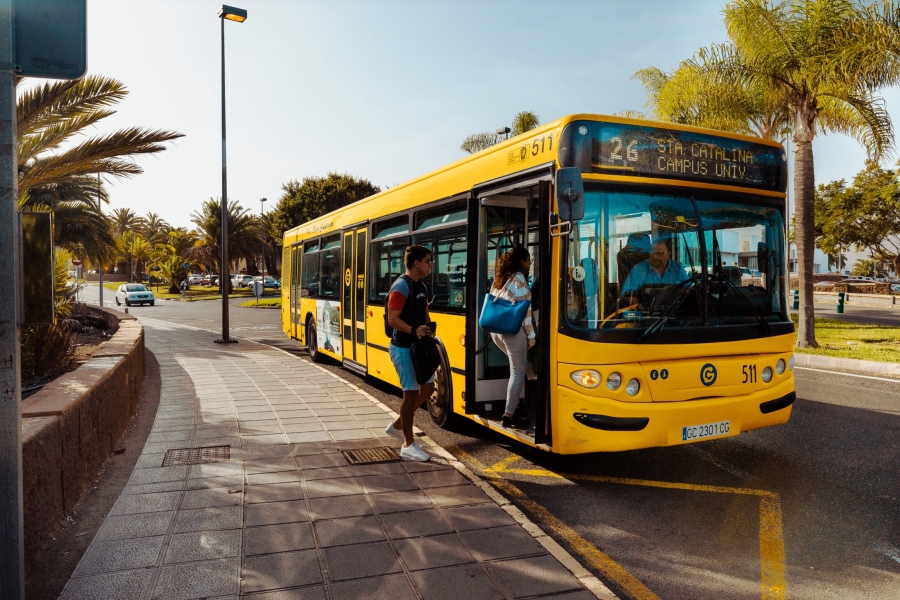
[285,114,785,241]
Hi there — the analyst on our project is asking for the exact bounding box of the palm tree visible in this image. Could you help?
[632,0,900,347]
[461,111,541,154]
[110,207,145,237]
[188,198,259,276]
[142,212,170,245]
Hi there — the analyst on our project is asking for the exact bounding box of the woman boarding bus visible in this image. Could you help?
[281,114,795,455]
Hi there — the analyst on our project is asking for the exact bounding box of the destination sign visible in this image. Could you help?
[558,121,787,192]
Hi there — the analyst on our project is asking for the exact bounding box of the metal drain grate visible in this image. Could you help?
[162,445,230,467]
[341,446,400,465]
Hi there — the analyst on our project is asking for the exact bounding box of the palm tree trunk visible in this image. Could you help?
[794,137,817,347]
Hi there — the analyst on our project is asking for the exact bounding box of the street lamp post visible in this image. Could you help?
[260,197,266,290]
[97,172,103,307]
[215,4,247,344]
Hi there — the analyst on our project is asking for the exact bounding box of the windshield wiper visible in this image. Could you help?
[711,272,772,334]
[635,274,702,344]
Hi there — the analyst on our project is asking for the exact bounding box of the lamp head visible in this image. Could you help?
[496,126,511,136]
[220,5,247,22]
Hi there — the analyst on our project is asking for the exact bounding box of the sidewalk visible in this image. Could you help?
[60,318,605,600]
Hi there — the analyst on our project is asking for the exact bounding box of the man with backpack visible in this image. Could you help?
[384,245,435,462]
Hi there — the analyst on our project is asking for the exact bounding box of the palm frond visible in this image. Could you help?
[17,75,126,138]
[460,132,501,154]
[817,91,894,161]
[18,109,115,165]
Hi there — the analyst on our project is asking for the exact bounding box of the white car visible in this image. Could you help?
[188,273,202,285]
[116,283,155,307]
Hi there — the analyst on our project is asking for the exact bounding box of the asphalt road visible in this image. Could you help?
[83,285,900,599]
[803,301,900,326]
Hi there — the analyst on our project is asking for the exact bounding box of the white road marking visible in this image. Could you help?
[683,444,752,480]
[874,543,900,564]
[795,366,900,383]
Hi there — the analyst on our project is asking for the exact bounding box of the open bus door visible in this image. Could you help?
[465,181,551,445]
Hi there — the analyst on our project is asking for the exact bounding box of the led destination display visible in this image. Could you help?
[559,121,788,192]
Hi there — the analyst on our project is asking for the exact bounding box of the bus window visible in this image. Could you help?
[301,243,319,298]
[373,216,409,239]
[368,235,409,304]
[415,200,466,231]
[413,225,467,311]
[318,235,341,299]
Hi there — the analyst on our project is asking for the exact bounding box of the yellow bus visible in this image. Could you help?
[281,114,796,454]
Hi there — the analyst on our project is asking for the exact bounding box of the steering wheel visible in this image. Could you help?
[599,303,640,328]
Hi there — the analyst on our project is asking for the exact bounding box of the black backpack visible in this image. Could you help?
[410,335,441,384]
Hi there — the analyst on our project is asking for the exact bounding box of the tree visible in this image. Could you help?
[815,162,900,276]
[632,0,900,348]
[271,173,380,240]
[142,212,170,245]
[188,198,259,276]
[460,110,541,154]
[110,207,145,237]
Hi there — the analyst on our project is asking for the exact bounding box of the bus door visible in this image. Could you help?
[291,244,301,340]
[341,226,368,372]
[469,194,528,411]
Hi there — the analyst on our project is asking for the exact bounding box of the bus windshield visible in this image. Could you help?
[564,188,788,340]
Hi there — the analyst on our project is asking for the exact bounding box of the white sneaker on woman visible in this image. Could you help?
[385,422,404,442]
[400,441,431,462]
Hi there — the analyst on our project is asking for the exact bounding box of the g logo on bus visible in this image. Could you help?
[345,268,352,287]
[700,363,717,386]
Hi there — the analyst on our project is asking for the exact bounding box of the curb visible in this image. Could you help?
[794,352,900,379]
[137,315,619,600]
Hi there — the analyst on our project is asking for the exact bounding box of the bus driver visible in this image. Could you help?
[622,237,688,294]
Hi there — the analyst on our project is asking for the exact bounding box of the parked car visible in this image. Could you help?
[116,283,155,306]
[255,275,280,289]
[233,274,254,287]
[188,273,202,285]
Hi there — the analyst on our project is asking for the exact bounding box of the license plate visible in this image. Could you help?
[682,420,731,441]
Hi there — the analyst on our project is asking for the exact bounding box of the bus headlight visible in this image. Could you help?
[607,372,622,391]
[625,378,640,396]
[761,367,773,383]
[775,359,786,375]
[788,355,795,371]
[571,369,601,389]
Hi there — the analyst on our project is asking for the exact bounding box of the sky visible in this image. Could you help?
[36,0,900,229]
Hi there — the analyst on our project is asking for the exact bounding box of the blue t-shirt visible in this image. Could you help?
[622,259,689,293]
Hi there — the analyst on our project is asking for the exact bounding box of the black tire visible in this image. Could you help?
[307,319,322,363]
[427,341,458,428]
[150,301,155,306]
[125,300,131,307]
[115,297,120,306]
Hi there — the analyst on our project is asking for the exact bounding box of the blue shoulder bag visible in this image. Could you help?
[479,287,531,335]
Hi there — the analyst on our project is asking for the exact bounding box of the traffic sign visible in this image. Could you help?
[182,262,190,270]
[72,259,82,266]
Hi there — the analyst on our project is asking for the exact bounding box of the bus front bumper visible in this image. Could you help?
[554,378,795,454]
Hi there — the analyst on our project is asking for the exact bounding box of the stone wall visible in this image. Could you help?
[20,308,145,562]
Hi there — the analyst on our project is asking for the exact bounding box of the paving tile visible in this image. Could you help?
[459,525,546,561]
[181,487,242,509]
[244,522,315,555]
[351,462,407,477]
[110,491,181,515]
[241,549,323,592]
[282,422,326,434]
[328,574,418,600]
[393,533,475,571]
[60,569,154,600]
[172,505,243,532]
[328,428,374,441]
[182,474,243,491]
[357,474,419,494]
[188,461,243,480]
[127,465,188,486]
[244,482,304,504]
[441,503,517,532]
[96,511,174,540]
[294,452,348,469]
[402,460,453,473]
[307,494,373,520]
[424,485,491,507]
[411,564,505,600]
[314,515,386,547]
[369,490,433,514]
[408,469,469,489]
[286,431,332,444]
[304,476,364,499]
[242,423,284,435]
[73,536,164,576]
[241,434,288,445]
[165,529,241,563]
[322,541,402,581]
[243,457,298,474]
[537,592,598,600]
[380,509,454,539]
[238,411,277,421]
[485,555,582,598]
[245,500,308,526]
[321,420,363,431]
[338,438,391,451]
[153,557,240,599]
[134,452,167,469]
[300,465,356,481]
[247,470,301,485]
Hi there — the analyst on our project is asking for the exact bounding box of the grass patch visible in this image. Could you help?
[238,298,281,308]
[792,314,900,363]
[99,281,254,301]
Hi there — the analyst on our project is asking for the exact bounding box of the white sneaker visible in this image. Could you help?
[385,422,404,443]
[400,441,431,462]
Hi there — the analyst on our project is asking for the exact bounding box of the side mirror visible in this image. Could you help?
[556,167,584,222]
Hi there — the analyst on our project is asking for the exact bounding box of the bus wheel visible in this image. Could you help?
[307,319,322,363]
[427,346,457,428]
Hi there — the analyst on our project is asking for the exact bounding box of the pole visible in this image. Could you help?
[97,173,103,307]
[260,198,265,293]
[216,15,234,343]
[0,1,25,596]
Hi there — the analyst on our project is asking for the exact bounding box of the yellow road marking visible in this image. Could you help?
[483,458,787,600]
[453,449,660,600]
